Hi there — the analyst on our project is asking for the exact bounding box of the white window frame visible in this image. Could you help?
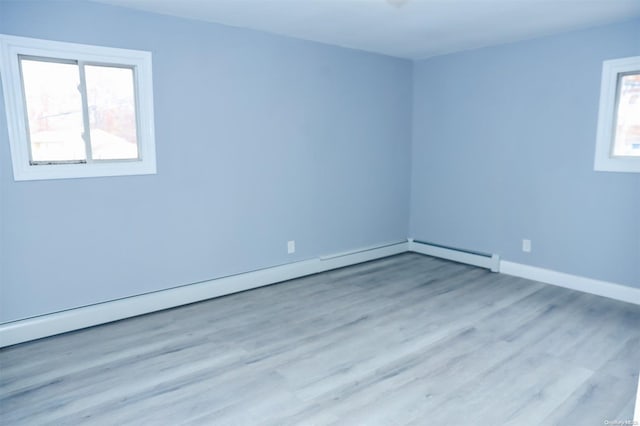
[594,55,640,173]
[0,34,156,181]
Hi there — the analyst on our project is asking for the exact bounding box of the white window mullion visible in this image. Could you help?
[77,61,93,163]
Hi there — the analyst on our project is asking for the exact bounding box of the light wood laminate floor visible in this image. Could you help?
[1,253,639,425]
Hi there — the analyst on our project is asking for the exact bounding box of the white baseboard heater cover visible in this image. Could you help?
[5,237,637,349]
[408,239,500,272]
[0,241,409,348]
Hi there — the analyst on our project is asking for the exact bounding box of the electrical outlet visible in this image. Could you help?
[522,239,531,253]
[287,240,295,254]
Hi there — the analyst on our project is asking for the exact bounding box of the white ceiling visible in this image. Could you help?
[93,0,640,59]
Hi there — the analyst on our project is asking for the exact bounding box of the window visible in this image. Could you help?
[0,35,156,180]
[594,55,640,173]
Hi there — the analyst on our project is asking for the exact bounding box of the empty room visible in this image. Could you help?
[0,0,639,424]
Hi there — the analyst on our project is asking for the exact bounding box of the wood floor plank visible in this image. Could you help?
[542,370,639,425]
[1,253,638,425]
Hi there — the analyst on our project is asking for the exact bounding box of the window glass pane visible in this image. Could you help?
[85,65,139,160]
[612,72,640,157]
[20,58,86,162]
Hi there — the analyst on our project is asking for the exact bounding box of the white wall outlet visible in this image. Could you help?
[522,239,531,253]
[287,240,295,254]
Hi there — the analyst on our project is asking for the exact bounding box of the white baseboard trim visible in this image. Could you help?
[500,261,640,306]
[408,239,500,272]
[0,241,409,348]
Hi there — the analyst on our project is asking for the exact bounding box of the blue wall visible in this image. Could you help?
[0,1,412,322]
[411,19,640,288]
[1,2,638,324]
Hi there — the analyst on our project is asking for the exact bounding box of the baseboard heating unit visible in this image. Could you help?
[408,239,500,272]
